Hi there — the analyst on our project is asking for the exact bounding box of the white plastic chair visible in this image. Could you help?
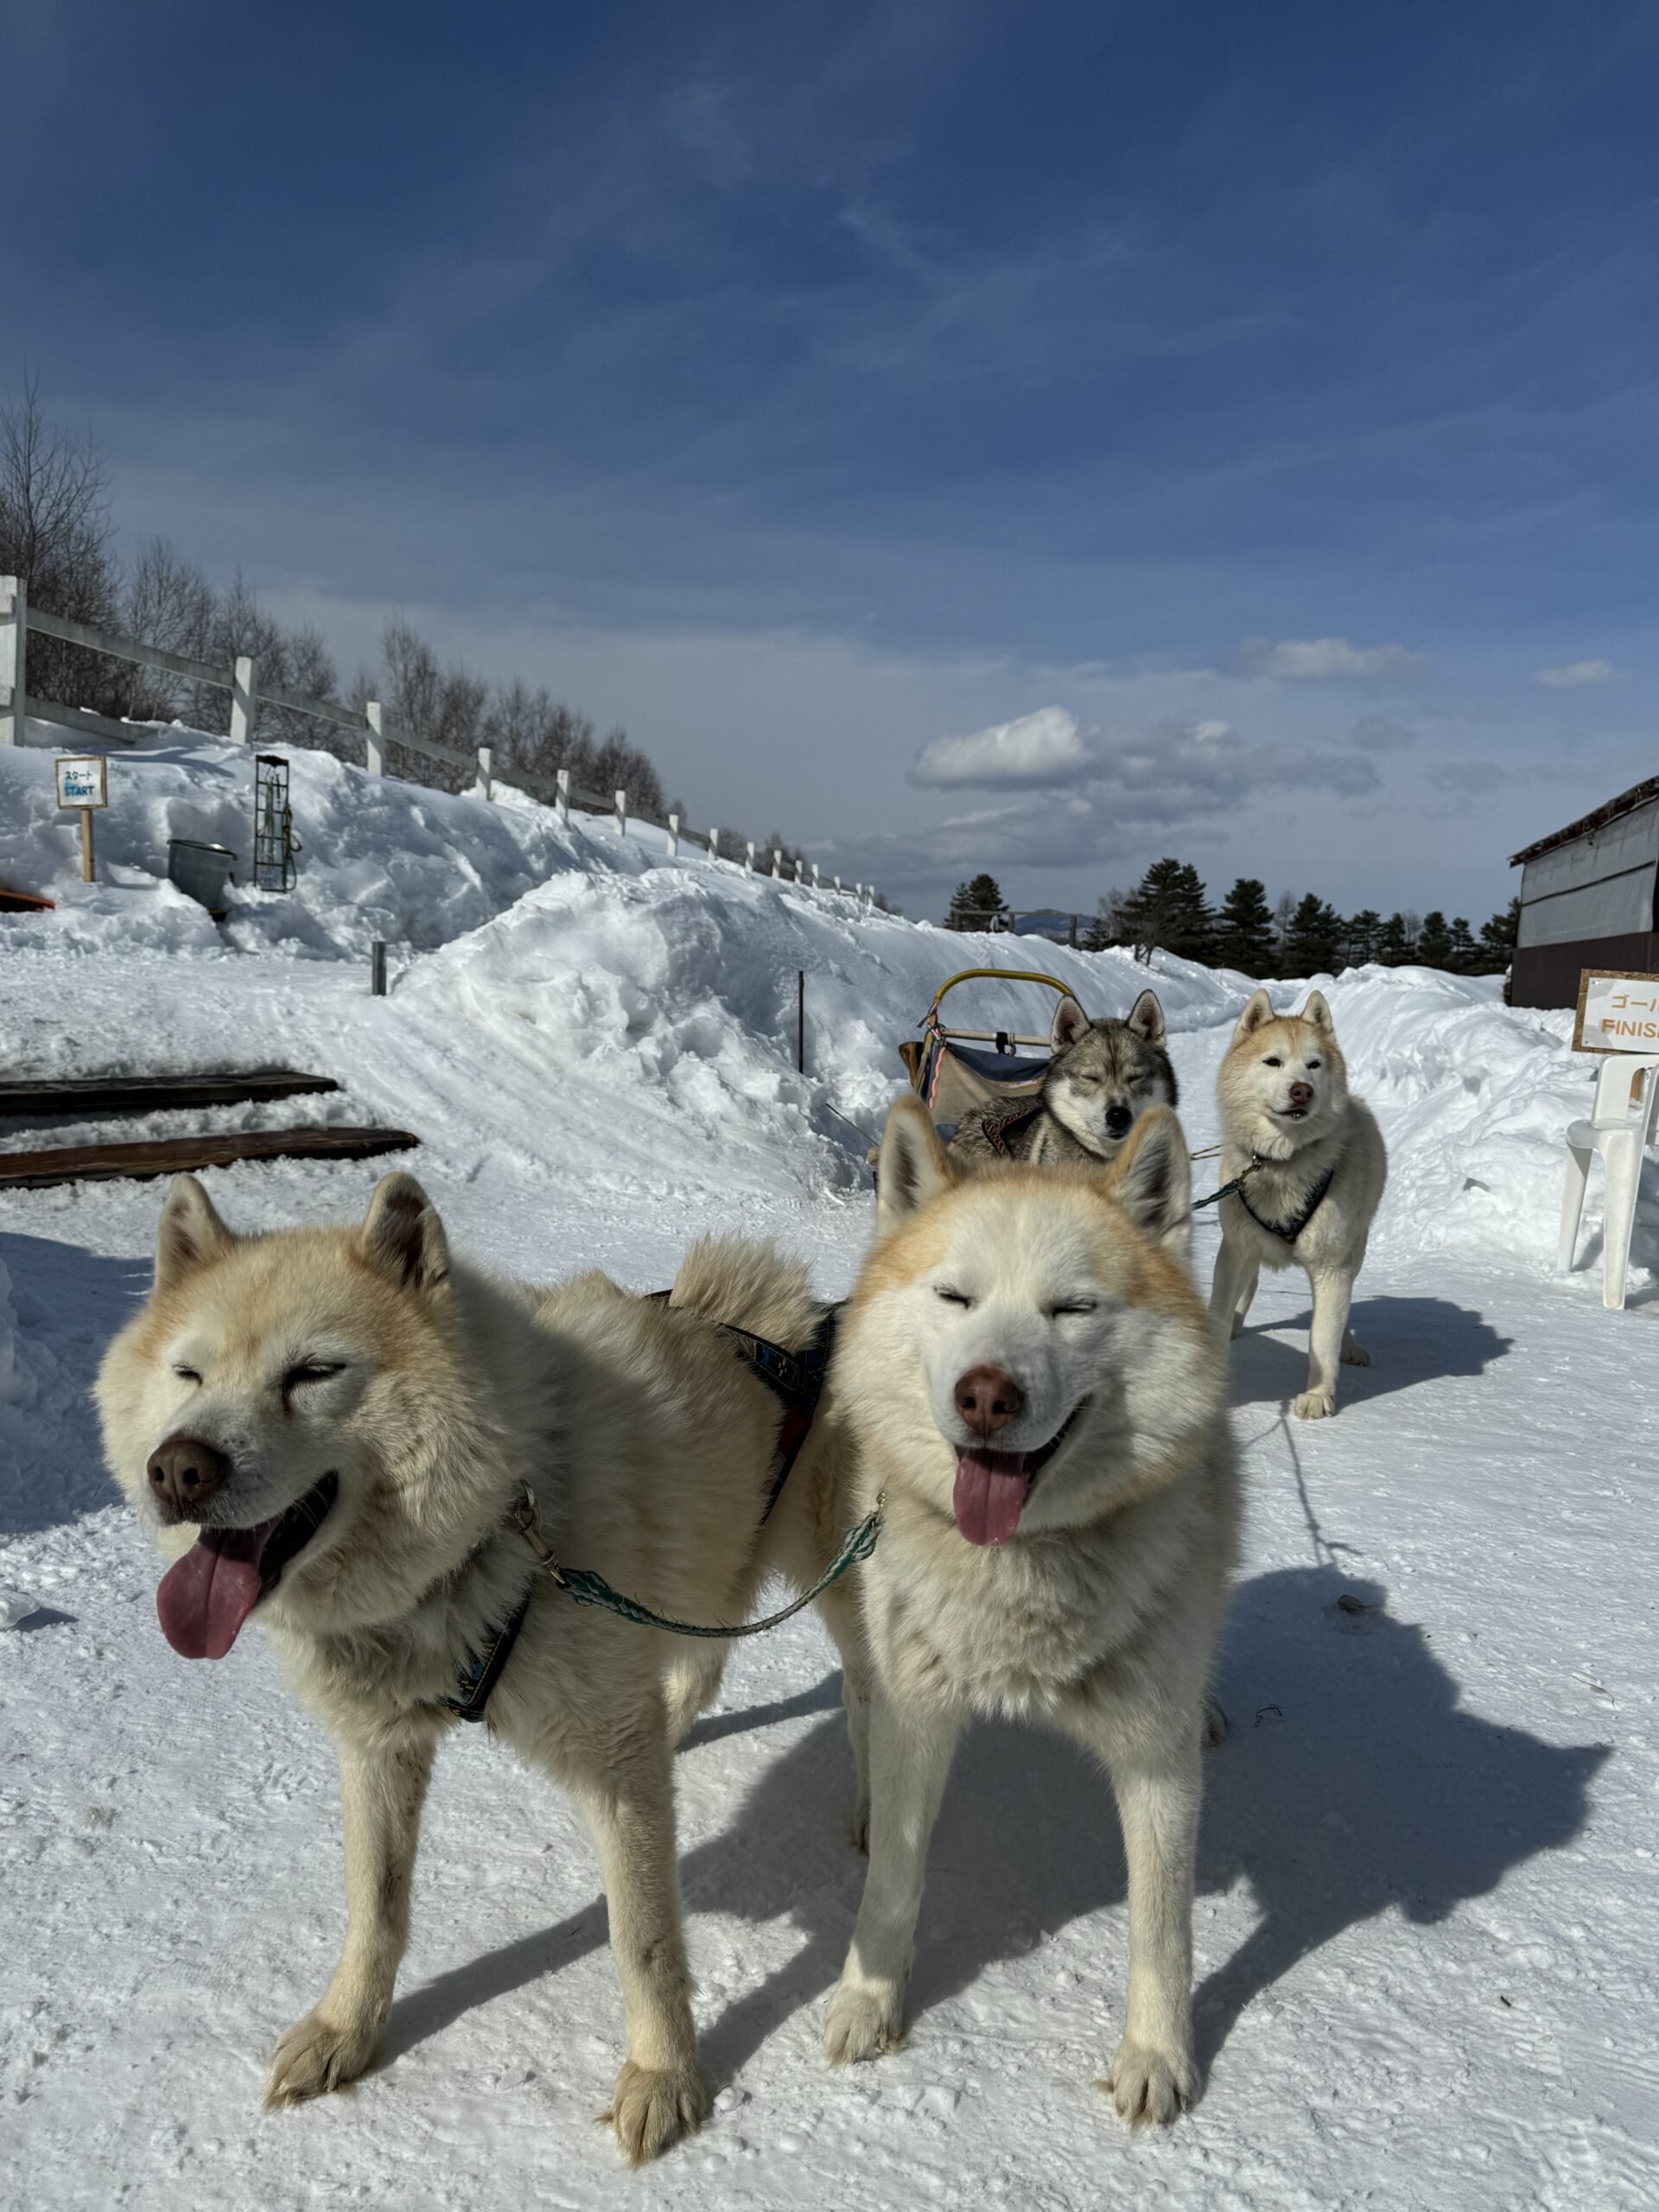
[1558,1054,1659,1310]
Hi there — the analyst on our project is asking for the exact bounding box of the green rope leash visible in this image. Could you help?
[1192,1157,1262,1211]
[510,1482,882,1640]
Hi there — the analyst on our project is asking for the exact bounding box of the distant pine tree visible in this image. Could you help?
[1284,893,1344,975]
[945,874,1007,931]
[1213,877,1276,976]
[1344,909,1384,967]
[1446,916,1479,972]
[1478,896,1519,968]
[1118,858,1214,964]
[1378,912,1417,966]
[1416,910,1455,969]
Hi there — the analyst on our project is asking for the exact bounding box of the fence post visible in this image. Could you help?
[745,840,755,872]
[556,768,570,826]
[614,787,627,838]
[365,701,385,778]
[772,848,784,879]
[0,576,25,747]
[667,811,679,855]
[811,862,821,890]
[477,745,493,801]
[834,875,842,893]
[229,655,257,745]
[708,824,719,860]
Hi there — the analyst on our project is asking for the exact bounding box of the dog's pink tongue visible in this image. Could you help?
[156,1522,278,1660]
[952,1448,1029,1547]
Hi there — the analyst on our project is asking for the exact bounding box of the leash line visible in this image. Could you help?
[511,1481,883,1639]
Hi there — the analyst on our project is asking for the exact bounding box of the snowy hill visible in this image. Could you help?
[2,725,1656,2209]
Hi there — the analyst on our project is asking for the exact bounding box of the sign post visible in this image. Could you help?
[54,756,108,883]
[1573,969,1659,1055]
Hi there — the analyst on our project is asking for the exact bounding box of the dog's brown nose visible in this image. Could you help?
[147,1433,231,1518]
[955,1366,1024,1438]
[1288,1081,1314,1108]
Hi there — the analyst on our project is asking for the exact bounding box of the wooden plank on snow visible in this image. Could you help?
[0,1070,340,1117]
[0,1125,418,1190]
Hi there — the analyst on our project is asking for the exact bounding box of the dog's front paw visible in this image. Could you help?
[606,2056,710,2165]
[1102,2036,1200,2128]
[1293,1389,1336,1420]
[823,1974,905,2065]
[1340,1337,1371,1367]
[265,2007,379,2107]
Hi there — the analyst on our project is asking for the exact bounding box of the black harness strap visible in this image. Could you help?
[437,1579,535,1724]
[1236,1161,1337,1246]
[979,1097,1046,1158]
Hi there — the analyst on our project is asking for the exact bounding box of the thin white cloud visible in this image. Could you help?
[1535,658,1625,690]
[1236,635,1427,681]
[909,705,1091,789]
[1346,712,1416,752]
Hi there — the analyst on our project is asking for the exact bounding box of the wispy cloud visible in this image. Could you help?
[1345,713,1416,751]
[1429,760,1504,794]
[1236,636,1427,681]
[1535,658,1625,689]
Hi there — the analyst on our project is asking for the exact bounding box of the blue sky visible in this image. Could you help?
[8,0,1658,920]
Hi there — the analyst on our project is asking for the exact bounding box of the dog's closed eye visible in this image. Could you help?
[283,1360,346,1395]
[173,1363,202,1385]
[935,1287,975,1309]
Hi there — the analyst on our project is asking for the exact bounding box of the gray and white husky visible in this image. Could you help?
[951,988,1177,1166]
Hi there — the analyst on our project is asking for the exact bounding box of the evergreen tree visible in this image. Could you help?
[1117,858,1214,964]
[1478,896,1520,968]
[1416,910,1455,969]
[1344,910,1384,968]
[945,874,1007,931]
[1284,893,1344,975]
[1213,877,1276,976]
[1446,916,1478,972]
[1083,887,1127,951]
[1378,912,1417,965]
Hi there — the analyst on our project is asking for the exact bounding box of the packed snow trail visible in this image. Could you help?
[2,728,1656,2209]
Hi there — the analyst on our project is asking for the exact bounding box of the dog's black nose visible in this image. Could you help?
[147,1433,231,1519]
[1104,1104,1135,1136]
[955,1366,1025,1438]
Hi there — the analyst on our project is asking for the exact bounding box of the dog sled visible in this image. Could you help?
[898,968,1084,1141]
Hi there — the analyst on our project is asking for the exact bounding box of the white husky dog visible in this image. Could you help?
[784,1098,1238,2127]
[1208,988,1389,1419]
[96,1172,824,2164]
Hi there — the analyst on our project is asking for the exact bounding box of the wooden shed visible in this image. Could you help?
[1510,775,1659,1007]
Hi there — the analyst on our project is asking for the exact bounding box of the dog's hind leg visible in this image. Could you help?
[664,1646,727,1749]
[569,1722,711,2164]
[823,1694,962,2064]
[267,1727,436,2107]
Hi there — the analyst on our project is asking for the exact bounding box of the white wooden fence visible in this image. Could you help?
[0,577,877,904]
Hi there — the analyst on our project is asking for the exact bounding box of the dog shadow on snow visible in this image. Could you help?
[381,1566,1607,2089]
[1226,1294,1512,1409]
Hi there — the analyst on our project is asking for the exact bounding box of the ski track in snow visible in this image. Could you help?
[2,728,1657,2209]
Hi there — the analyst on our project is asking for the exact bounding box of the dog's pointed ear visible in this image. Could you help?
[359,1173,451,1294]
[156,1174,235,1290]
[1300,989,1335,1034]
[876,1096,956,1238]
[1233,988,1276,1041]
[1051,995,1091,1050]
[1126,988,1166,1047]
[1102,1106,1192,1256]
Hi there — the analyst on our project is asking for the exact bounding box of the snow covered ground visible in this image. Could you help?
[3,728,1656,2209]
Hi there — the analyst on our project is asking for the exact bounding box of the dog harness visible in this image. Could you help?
[1193,1153,1338,1244]
[975,1098,1046,1157]
[436,1303,843,1722]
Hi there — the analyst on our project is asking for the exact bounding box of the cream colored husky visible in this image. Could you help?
[96,1171,823,2164]
[1209,988,1389,1419]
[773,1098,1238,2128]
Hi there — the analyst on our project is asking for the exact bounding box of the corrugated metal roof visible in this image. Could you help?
[1510,775,1659,867]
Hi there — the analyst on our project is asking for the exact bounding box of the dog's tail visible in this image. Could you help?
[669,1235,823,1352]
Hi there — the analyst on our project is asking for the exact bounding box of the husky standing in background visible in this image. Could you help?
[776,1098,1237,2128]
[950,988,1177,1166]
[96,1172,826,2164]
[1209,988,1389,1419]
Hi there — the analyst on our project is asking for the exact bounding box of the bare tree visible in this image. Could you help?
[113,538,216,719]
[0,372,120,708]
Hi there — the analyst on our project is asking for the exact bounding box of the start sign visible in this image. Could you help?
[54,755,108,810]
[1573,969,1659,1054]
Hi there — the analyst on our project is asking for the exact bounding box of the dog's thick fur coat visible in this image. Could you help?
[773,1098,1238,2126]
[1209,988,1389,1419]
[96,1173,823,2164]
[950,988,1177,1166]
